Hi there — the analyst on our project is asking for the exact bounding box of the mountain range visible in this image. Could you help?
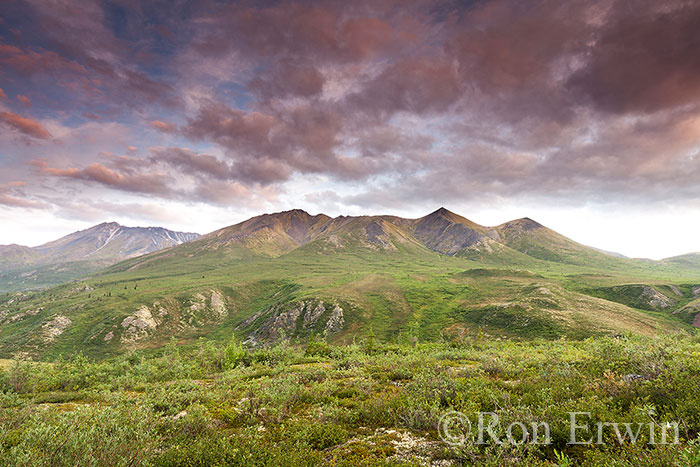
[1,208,699,359]
[0,223,199,293]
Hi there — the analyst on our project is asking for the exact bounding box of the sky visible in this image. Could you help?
[1,0,700,259]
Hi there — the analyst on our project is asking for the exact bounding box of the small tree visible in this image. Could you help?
[224,336,249,369]
[364,327,377,355]
[305,333,331,357]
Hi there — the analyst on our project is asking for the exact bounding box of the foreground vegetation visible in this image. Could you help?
[2,333,700,466]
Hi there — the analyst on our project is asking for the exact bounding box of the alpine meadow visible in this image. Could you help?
[2,0,700,466]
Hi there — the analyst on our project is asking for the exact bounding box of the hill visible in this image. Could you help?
[0,223,200,293]
[0,208,698,359]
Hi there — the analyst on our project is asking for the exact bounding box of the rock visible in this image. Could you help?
[121,306,159,343]
[324,305,345,335]
[210,290,227,319]
[189,293,207,312]
[642,286,673,308]
[670,285,683,296]
[244,300,345,342]
[267,305,302,340]
[103,331,114,342]
[303,301,326,328]
[42,315,72,343]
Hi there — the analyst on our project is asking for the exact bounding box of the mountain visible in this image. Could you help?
[663,253,700,269]
[0,223,200,293]
[0,244,41,269]
[0,208,698,360]
[32,222,200,262]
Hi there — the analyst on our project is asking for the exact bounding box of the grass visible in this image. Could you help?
[3,334,700,465]
[1,233,699,360]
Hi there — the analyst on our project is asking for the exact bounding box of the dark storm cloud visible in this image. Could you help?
[568,0,700,114]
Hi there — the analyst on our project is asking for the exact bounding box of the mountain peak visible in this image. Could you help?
[94,221,121,229]
[502,218,544,231]
[413,208,486,255]
[430,207,455,217]
[264,208,311,217]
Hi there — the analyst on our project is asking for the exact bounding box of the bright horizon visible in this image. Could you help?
[1,203,697,261]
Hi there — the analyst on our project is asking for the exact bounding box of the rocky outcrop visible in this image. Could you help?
[303,302,326,327]
[210,290,227,319]
[324,305,345,335]
[1,307,41,324]
[241,300,346,343]
[189,293,207,312]
[42,315,72,343]
[188,290,227,321]
[121,306,159,344]
[641,286,674,308]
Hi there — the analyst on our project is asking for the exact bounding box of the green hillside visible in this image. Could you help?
[0,209,698,360]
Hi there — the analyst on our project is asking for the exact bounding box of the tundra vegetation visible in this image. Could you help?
[3,333,700,466]
[2,210,700,465]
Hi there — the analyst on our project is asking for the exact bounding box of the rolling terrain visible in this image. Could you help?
[0,223,199,293]
[0,208,698,360]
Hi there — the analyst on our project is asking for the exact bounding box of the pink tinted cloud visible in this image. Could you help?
[16,94,30,106]
[0,111,51,139]
[248,60,325,99]
[34,160,173,197]
[150,120,177,132]
[4,0,700,212]
[0,182,44,209]
[196,3,402,62]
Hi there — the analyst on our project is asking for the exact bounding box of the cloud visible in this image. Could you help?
[0,111,51,139]
[567,0,700,114]
[16,94,30,106]
[149,147,234,180]
[3,0,700,228]
[248,60,325,99]
[150,120,177,132]
[0,182,44,209]
[346,57,462,116]
[33,159,174,197]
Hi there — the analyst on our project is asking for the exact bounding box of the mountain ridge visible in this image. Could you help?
[0,222,200,293]
[1,207,699,360]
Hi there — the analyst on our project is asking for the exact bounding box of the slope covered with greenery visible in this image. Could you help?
[0,209,698,360]
[3,334,700,466]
